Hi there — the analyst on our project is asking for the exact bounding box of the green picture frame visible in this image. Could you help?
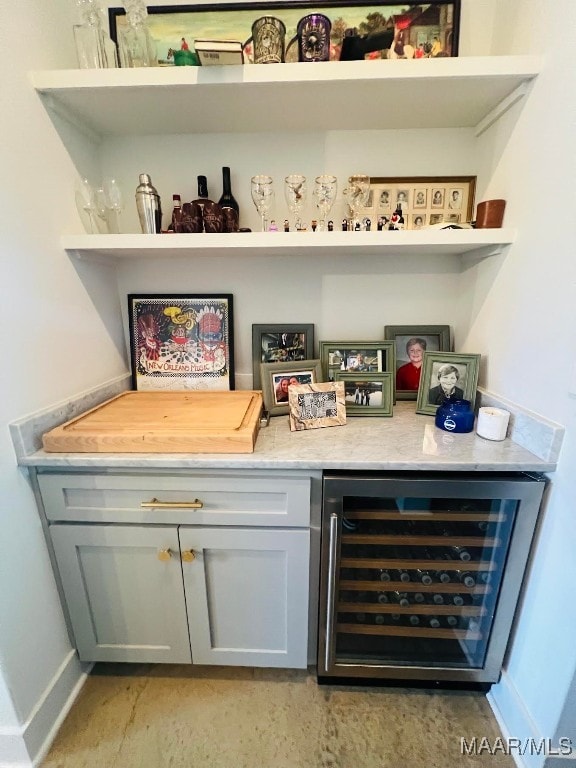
[416,351,481,416]
[384,324,451,401]
[334,371,393,416]
[252,323,314,389]
[318,340,396,397]
[260,358,323,416]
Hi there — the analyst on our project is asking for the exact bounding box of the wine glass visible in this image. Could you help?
[313,175,338,232]
[251,175,274,232]
[103,177,124,233]
[74,177,98,233]
[94,186,110,233]
[284,174,307,231]
[343,174,370,230]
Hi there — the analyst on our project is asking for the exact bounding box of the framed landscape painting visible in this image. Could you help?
[109,2,460,66]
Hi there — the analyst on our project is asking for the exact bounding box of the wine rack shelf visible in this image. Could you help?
[337,624,481,640]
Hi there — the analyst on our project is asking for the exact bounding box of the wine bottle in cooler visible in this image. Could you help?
[218,166,240,232]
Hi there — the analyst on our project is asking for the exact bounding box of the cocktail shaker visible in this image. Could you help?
[135,173,162,233]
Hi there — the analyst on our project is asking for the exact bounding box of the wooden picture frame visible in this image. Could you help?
[334,371,394,416]
[127,294,234,391]
[252,323,314,389]
[288,381,346,431]
[109,2,460,66]
[364,176,476,229]
[260,358,323,416]
[384,324,451,401]
[416,351,481,416]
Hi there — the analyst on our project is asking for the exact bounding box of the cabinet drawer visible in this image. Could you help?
[38,472,311,527]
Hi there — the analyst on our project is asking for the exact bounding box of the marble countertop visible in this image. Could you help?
[20,402,556,472]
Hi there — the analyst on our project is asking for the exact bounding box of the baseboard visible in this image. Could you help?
[488,669,546,768]
[0,651,91,768]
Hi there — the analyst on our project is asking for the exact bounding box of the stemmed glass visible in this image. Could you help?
[251,175,274,232]
[103,177,124,233]
[343,174,370,230]
[94,186,110,233]
[284,174,307,231]
[75,177,98,233]
[313,175,338,232]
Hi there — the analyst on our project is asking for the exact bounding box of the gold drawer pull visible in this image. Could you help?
[181,549,196,563]
[141,497,203,509]
[157,548,172,562]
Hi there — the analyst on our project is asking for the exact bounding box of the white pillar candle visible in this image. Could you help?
[476,407,511,441]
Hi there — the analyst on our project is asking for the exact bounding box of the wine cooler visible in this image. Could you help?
[318,471,546,686]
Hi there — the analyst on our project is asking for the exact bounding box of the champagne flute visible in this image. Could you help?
[103,177,124,233]
[284,174,307,231]
[343,174,370,230]
[313,175,338,232]
[251,175,274,232]
[94,185,110,233]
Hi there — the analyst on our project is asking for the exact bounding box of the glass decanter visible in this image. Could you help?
[73,0,117,69]
[118,0,157,67]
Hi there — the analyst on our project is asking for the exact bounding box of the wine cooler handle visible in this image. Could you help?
[325,510,339,673]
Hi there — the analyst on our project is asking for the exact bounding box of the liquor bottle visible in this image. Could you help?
[193,175,224,233]
[169,194,182,232]
[388,203,405,230]
[218,166,240,232]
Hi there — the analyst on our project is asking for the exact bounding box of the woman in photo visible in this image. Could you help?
[275,377,290,403]
[432,189,444,207]
[428,364,465,405]
[413,215,425,229]
[396,337,426,390]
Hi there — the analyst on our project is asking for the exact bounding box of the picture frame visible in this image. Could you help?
[252,323,314,389]
[384,324,451,401]
[260,359,323,416]
[127,294,234,391]
[416,351,481,416]
[319,340,396,389]
[288,381,346,431]
[334,371,394,416]
[109,2,460,66]
[362,176,476,229]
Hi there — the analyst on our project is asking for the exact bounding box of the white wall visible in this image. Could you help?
[1,0,574,765]
[457,1,576,763]
[0,1,126,762]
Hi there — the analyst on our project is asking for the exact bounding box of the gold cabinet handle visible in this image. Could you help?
[181,549,196,563]
[141,497,203,509]
[157,548,172,562]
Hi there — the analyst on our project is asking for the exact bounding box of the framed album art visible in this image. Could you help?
[128,294,234,391]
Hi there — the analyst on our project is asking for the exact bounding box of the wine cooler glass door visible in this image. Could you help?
[319,473,545,682]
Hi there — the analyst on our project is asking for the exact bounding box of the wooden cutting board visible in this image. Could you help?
[42,391,263,454]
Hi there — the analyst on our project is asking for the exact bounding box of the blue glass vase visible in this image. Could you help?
[435,399,475,433]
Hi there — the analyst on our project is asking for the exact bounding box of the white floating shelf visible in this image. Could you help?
[62,229,516,261]
[32,56,541,137]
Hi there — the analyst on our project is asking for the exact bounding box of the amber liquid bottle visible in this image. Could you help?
[218,166,240,232]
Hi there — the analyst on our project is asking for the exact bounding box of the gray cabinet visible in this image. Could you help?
[41,470,315,668]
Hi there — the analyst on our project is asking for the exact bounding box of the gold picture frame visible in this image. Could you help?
[364,176,476,230]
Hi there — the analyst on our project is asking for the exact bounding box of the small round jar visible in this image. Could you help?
[435,399,475,433]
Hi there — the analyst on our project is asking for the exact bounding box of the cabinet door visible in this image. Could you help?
[50,525,192,664]
[180,527,310,668]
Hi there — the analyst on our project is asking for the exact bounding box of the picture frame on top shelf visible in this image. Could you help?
[415,351,481,416]
[260,358,323,417]
[252,323,314,389]
[127,294,234,391]
[333,371,394,416]
[362,176,476,229]
[384,324,451,401]
[108,1,460,66]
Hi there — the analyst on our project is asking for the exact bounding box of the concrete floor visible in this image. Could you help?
[42,665,515,768]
